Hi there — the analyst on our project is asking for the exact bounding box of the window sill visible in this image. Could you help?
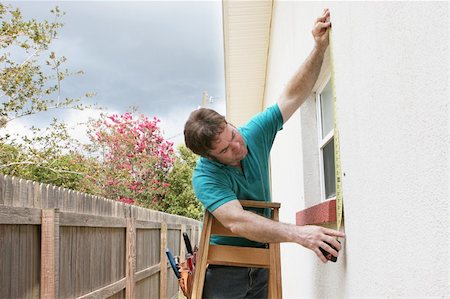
[296,199,336,226]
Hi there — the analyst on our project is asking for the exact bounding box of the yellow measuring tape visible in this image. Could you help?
[329,28,343,232]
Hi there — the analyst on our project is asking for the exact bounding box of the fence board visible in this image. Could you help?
[90,195,97,215]
[167,228,181,298]
[87,193,95,214]
[136,273,159,299]
[95,195,102,215]
[102,228,109,289]
[83,193,90,214]
[66,189,75,212]
[136,220,161,229]
[12,177,20,207]
[0,206,41,225]
[62,189,69,212]
[110,228,126,286]
[77,278,126,299]
[60,226,74,298]
[90,228,100,294]
[0,225,12,298]
[167,223,182,230]
[105,227,112,287]
[15,178,24,207]
[33,182,41,208]
[74,227,87,297]
[4,175,13,206]
[135,264,161,282]
[57,186,64,210]
[26,179,34,208]
[19,225,29,298]
[11,225,20,297]
[77,277,126,299]
[55,186,63,209]
[77,193,84,214]
[49,186,57,209]
[41,184,48,209]
[60,211,127,228]
[32,224,41,298]
[0,175,5,205]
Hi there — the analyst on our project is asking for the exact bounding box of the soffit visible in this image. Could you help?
[222,0,273,126]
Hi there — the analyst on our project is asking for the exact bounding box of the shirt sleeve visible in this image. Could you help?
[192,167,237,213]
[242,103,284,150]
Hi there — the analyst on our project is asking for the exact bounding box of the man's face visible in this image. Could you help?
[208,123,248,167]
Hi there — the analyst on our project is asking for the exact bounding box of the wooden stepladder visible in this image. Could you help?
[191,200,282,298]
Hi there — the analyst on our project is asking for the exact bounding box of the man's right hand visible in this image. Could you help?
[295,225,345,263]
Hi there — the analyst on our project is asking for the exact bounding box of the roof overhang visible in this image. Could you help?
[222,0,273,126]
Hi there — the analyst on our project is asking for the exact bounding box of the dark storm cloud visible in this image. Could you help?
[9,1,225,118]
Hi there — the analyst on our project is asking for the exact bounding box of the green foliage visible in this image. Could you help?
[0,3,97,190]
[0,117,98,191]
[0,140,99,191]
[0,4,94,128]
[159,144,203,220]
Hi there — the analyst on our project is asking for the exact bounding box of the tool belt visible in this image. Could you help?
[178,258,194,299]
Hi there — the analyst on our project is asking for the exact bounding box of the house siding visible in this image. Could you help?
[265,2,448,298]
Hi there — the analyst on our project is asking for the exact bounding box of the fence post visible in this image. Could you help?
[159,222,168,299]
[41,209,60,299]
[126,208,136,299]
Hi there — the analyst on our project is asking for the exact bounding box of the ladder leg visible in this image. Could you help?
[268,242,277,299]
[273,208,282,298]
[274,242,282,298]
[191,212,212,299]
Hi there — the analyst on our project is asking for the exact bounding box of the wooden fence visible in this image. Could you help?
[0,174,201,299]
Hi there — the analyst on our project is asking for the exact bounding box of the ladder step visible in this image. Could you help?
[207,245,270,268]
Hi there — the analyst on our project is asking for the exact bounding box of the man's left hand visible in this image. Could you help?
[312,8,331,51]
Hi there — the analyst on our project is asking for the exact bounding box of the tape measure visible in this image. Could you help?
[329,28,343,232]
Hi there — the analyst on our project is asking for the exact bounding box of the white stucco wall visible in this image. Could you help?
[266,2,448,298]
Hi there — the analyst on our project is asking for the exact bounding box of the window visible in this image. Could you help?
[316,76,336,200]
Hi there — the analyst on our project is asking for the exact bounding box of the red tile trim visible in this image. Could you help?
[296,199,337,226]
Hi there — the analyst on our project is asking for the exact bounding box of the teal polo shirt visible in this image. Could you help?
[192,104,283,247]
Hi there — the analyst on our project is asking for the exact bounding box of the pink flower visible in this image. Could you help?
[119,197,135,205]
[106,179,116,186]
[107,115,117,122]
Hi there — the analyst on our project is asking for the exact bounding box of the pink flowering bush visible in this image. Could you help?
[86,111,175,208]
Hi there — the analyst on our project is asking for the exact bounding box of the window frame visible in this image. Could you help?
[315,74,336,201]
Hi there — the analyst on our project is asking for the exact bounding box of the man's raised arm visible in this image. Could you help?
[277,8,331,123]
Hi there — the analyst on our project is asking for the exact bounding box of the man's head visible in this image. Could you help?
[184,108,248,167]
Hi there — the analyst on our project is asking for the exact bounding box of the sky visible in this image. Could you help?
[3,0,226,146]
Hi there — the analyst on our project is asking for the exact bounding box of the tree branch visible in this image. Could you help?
[0,161,85,176]
[0,161,35,169]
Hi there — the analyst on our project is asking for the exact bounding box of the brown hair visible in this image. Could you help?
[184,108,227,157]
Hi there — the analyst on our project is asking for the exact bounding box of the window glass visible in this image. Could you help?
[320,80,334,138]
[323,137,336,199]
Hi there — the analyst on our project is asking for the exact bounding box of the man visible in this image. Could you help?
[184,8,345,298]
